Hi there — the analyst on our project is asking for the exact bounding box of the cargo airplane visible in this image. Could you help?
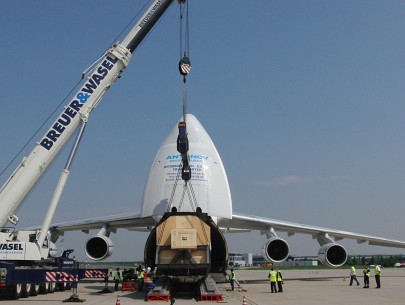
[46,114,405,277]
[3,0,403,283]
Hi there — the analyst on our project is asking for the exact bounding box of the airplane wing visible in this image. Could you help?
[45,210,405,249]
[218,211,405,249]
[42,209,405,267]
[28,212,157,235]
[22,212,156,261]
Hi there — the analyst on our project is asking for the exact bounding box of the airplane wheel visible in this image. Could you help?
[30,283,40,296]
[21,283,31,298]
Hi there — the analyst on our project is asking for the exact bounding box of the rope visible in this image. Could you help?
[165,0,198,215]
[186,182,198,211]
[178,0,191,89]
[179,1,190,61]
[178,182,188,211]
[182,78,187,122]
[167,163,183,212]
[185,183,196,211]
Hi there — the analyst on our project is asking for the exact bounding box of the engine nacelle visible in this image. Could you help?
[318,243,347,267]
[85,235,114,261]
[261,237,289,263]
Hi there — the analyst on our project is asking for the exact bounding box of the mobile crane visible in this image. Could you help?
[0,0,178,299]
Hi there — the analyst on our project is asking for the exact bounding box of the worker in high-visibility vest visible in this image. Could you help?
[137,268,145,292]
[363,263,370,288]
[143,267,155,301]
[113,268,121,291]
[230,269,236,291]
[349,265,360,286]
[268,268,277,293]
[276,269,283,292]
[374,264,381,288]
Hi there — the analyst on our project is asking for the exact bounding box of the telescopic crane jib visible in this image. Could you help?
[0,0,178,256]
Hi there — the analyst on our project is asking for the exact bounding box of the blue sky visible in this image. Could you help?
[1,1,405,261]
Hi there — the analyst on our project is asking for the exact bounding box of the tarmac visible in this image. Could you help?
[1,268,404,304]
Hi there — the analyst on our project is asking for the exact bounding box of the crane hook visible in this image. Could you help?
[179,55,191,81]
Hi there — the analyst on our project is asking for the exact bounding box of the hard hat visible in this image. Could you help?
[147,267,151,271]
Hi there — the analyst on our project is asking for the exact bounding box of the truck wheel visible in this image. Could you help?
[48,282,56,293]
[65,282,72,290]
[10,283,22,300]
[21,283,31,298]
[57,282,66,291]
[30,283,40,296]
[39,283,48,294]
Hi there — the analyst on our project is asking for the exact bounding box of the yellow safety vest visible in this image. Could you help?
[351,266,356,275]
[231,271,236,280]
[375,266,381,276]
[277,272,282,282]
[269,271,277,282]
[363,267,370,277]
[114,271,121,280]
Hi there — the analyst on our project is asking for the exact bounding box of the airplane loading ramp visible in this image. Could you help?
[1,268,404,304]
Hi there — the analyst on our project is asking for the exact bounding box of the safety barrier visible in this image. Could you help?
[122,281,136,291]
[147,292,171,302]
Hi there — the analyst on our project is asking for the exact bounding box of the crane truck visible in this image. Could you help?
[0,0,178,299]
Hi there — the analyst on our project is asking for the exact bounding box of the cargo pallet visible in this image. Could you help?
[146,276,171,302]
[199,275,222,302]
[144,274,222,302]
[147,293,171,302]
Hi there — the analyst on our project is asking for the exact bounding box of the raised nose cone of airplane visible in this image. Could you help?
[141,114,232,219]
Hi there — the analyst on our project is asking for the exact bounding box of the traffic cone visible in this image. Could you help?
[116,295,121,305]
[242,296,247,305]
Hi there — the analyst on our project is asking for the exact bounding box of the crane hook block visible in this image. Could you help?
[177,122,189,154]
[182,165,191,181]
[179,56,191,76]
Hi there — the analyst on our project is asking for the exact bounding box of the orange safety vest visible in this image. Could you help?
[144,272,153,285]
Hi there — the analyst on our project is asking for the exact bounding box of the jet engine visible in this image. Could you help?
[318,243,347,267]
[261,237,289,263]
[85,235,114,261]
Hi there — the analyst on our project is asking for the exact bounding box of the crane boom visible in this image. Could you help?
[0,0,175,228]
